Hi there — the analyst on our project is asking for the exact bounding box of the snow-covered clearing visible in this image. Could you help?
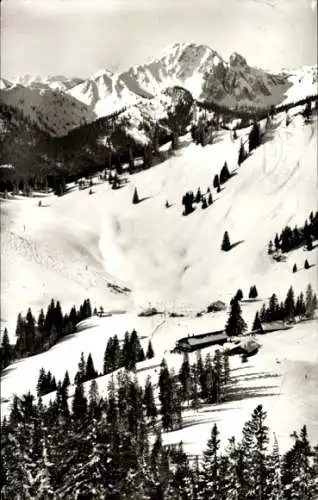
[1,109,317,454]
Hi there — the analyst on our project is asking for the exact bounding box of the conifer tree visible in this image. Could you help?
[179,353,192,404]
[202,197,208,209]
[62,370,70,389]
[199,423,221,499]
[248,122,261,152]
[304,259,310,270]
[225,297,247,337]
[305,284,316,318]
[208,192,213,205]
[221,231,231,251]
[159,359,174,431]
[72,381,87,420]
[1,328,12,370]
[293,263,298,273]
[146,340,155,359]
[284,286,295,322]
[196,187,202,203]
[74,352,86,384]
[132,187,139,204]
[213,174,220,190]
[85,353,97,381]
[252,311,262,332]
[238,140,246,165]
[143,375,157,424]
[236,289,244,301]
[268,240,273,254]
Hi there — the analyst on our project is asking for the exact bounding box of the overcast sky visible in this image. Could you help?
[1,0,317,79]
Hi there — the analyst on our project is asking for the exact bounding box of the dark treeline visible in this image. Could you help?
[252,284,317,330]
[35,332,154,398]
[0,298,92,371]
[1,374,317,499]
[269,211,318,255]
[197,92,318,123]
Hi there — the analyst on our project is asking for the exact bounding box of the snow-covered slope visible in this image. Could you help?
[68,69,141,118]
[1,108,317,456]
[13,75,83,92]
[1,109,317,332]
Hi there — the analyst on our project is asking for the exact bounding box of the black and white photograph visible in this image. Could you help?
[0,0,318,498]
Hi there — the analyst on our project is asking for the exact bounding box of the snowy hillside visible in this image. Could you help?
[1,103,317,464]
[1,109,317,331]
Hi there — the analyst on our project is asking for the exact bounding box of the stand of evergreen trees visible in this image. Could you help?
[0,298,92,371]
[268,211,318,255]
[251,284,317,330]
[2,380,317,499]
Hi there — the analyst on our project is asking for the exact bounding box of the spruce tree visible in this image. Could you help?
[146,340,154,359]
[284,286,295,322]
[248,122,261,152]
[304,259,310,270]
[252,312,262,332]
[293,263,298,273]
[199,423,221,499]
[85,353,97,381]
[221,231,231,251]
[159,359,174,431]
[213,174,220,190]
[132,188,139,204]
[238,140,246,165]
[202,197,208,209]
[225,297,247,337]
[196,187,202,203]
[208,192,213,205]
[72,381,87,420]
[179,353,192,404]
[1,328,12,370]
[235,289,243,301]
[143,375,157,424]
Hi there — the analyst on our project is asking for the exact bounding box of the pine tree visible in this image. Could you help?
[222,353,230,385]
[62,370,70,389]
[225,297,247,337]
[208,192,213,205]
[213,349,223,404]
[293,263,298,273]
[85,353,97,381]
[221,231,231,251]
[179,353,192,404]
[1,328,12,370]
[248,122,261,152]
[240,405,270,500]
[202,197,208,209]
[199,423,221,499]
[268,434,282,500]
[213,174,220,190]
[74,351,86,384]
[268,240,273,254]
[284,286,295,322]
[196,187,202,203]
[132,187,139,204]
[159,359,174,431]
[143,375,157,424]
[238,140,246,165]
[146,340,155,359]
[304,259,310,270]
[236,289,243,301]
[88,379,100,418]
[220,162,230,184]
[305,284,316,318]
[72,381,87,420]
[252,311,262,332]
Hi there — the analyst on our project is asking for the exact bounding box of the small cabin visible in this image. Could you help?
[175,330,228,353]
[259,321,291,334]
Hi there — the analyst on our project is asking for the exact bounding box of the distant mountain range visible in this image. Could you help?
[1,42,317,137]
